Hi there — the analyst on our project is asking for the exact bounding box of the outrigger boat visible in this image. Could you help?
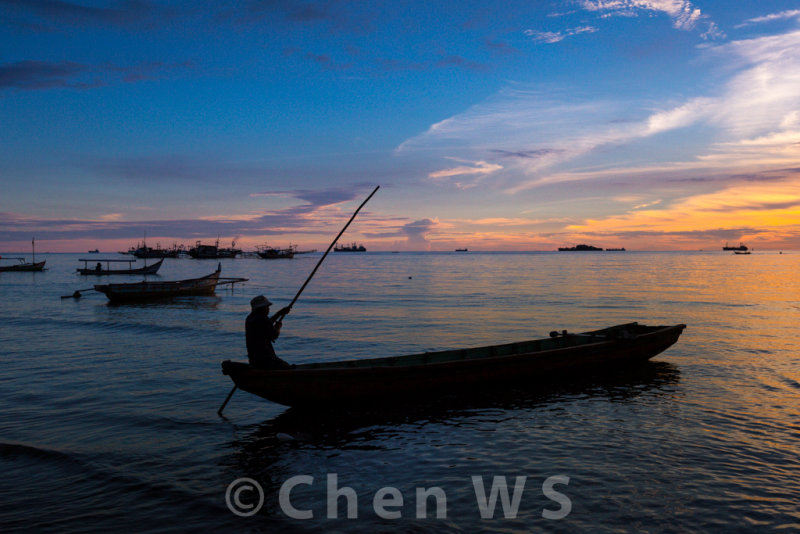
[77,258,163,275]
[93,263,247,302]
[0,257,46,272]
[222,322,686,408]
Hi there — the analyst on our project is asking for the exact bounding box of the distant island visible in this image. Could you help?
[558,244,626,251]
[558,244,603,251]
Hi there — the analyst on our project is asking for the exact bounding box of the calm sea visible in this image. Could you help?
[1,251,798,532]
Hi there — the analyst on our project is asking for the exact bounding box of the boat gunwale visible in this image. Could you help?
[233,323,685,376]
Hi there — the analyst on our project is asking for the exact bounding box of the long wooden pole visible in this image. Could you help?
[287,185,379,311]
[217,185,379,416]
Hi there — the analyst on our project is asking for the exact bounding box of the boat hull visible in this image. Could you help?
[94,267,221,302]
[222,323,686,407]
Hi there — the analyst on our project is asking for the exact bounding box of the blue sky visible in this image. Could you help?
[2,0,800,251]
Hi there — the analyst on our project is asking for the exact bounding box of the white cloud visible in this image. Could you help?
[398,27,800,195]
[580,0,724,39]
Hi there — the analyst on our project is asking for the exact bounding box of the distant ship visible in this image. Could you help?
[605,248,626,252]
[722,242,748,251]
[558,244,603,251]
[455,248,468,252]
[334,243,367,252]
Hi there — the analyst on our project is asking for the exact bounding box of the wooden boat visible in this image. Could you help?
[0,258,46,272]
[77,258,163,275]
[94,264,246,302]
[0,238,45,271]
[221,322,686,408]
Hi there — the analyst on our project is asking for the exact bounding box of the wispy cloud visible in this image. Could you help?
[736,10,800,28]
[399,26,800,195]
[1,0,162,29]
[0,60,192,91]
[428,158,503,189]
[579,0,724,39]
[524,26,597,44]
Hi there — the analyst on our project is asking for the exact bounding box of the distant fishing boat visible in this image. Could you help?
[334,243,367,252]
[558,244,603,251]
[256,245,295,259]
[723,242,748,251]
[605,248,626,252]
[93,264,246,302]
[77,258,163,275]
[221,322,686,408]
[188,238,241,259]
[88,249,99,254]
[455,248,468,252]
[0,238,45,272]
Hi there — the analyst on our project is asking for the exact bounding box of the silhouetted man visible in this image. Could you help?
[246,295,292,370]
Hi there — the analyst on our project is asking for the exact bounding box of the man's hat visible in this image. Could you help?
[250,295,272,310]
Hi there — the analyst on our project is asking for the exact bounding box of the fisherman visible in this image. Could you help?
[95,262,102,272]
[246,295,292,369]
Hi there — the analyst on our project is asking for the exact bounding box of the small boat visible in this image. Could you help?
[77,258,163,275]
[0,239,45,272]
[0,257,46,272]
[221,322,686,408]
[605,248,626,252]
[455,248,468,252]
[94,264,246,302]
[88,249,99,254]
[334,243,367,252]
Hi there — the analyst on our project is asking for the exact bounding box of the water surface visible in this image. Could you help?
[1,251,798,532]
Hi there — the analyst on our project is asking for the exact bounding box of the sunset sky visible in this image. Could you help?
[2,1,800,252]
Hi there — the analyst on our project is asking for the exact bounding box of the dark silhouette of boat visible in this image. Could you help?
[334,243,366,252]
[605,248,626,252]
[558,244,603,251]
[256,245,295,259]
[0,239,45,271]
[77,258,163,275]
[94,264,246,302]
[723,242,748,251]
[221,322,686,408]
[0,258,46,272]
[455,248,468,252]
[188,239,241,259]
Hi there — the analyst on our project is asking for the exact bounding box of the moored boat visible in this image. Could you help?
[94,264,246,302]
[77,258,163,275]
[222,322,686,408]
[0,258,46,272]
